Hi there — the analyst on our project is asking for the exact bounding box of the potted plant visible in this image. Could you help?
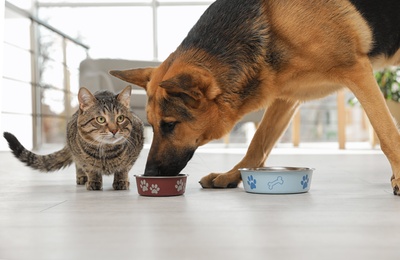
[375,66,400,122]
[347,66,400,146]
[376,66,400,102]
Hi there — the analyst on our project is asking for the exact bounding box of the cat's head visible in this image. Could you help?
[77,86,134,145]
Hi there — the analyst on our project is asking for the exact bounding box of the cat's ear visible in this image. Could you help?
[78,87,96,111]
[117,85,132,108]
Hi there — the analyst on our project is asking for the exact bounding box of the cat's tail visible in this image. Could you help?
[3,132,73,172]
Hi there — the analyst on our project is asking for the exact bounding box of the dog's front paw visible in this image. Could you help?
[199,171,241,188]
[199,173,220,188]
[391,176,400,196]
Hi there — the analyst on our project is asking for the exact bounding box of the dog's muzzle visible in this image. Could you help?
[143,148,196,176]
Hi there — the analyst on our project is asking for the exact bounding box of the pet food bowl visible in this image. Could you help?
[134,174,188,197]
[239,167,314,194]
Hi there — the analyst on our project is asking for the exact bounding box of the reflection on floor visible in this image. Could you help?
[0,142,398,260]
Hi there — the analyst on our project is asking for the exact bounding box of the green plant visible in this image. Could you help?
[347,66,400,106]
[375,66,400,102]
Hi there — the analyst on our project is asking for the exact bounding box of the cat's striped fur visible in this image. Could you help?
[3,86,144,190]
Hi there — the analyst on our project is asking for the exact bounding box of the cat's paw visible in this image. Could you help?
[76,176,88,185]
[113,181,130,190]
[86,181,102,190]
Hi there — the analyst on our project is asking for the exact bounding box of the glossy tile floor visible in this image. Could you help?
[1,143,399,260]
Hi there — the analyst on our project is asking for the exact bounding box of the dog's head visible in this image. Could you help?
[110,61,228,176]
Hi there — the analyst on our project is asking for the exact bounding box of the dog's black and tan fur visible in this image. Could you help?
[110,0,400,194]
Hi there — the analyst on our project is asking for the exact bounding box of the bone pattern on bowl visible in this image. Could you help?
[240,167,314,194]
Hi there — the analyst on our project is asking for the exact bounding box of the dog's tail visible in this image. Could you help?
[3,132,73,172]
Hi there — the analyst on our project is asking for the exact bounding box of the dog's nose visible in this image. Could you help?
[143,161,161,176]
[144,161,182,176]
[144,146,196,176]
[144,167,159,176]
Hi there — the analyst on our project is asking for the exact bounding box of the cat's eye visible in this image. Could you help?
[117,115,125,123]
[96,116,106,124]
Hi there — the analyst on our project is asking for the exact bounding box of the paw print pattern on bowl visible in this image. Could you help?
[247,175,257,189]
[301,175,309,189]
[175,179,185,192]
[140,180,149,192]
[150,184,160,194]
[135,174,188,197]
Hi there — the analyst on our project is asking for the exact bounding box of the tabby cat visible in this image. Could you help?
[3,86,144,190]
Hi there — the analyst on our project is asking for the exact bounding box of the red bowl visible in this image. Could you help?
[134,174,188,197]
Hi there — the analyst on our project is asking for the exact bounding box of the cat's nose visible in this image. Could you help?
[110,129,118,135]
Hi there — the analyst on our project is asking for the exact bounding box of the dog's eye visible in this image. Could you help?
[161,121,177,134]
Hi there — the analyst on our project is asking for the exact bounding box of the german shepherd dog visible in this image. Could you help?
[110,0,400,195]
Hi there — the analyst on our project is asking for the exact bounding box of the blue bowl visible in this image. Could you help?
[240,167,314,194]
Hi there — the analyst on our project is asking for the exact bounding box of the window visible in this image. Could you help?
[1,2,89,150]
[1,8,34,150]
[157,5,209,59]
[36,1,215,61]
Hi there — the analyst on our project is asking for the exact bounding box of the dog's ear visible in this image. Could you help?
[159,78,201,108]
[159,72,221,102]
[109,68,154,90]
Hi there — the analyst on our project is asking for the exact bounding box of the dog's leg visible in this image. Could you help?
[344,57,400,195]
[199,99,299,188]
